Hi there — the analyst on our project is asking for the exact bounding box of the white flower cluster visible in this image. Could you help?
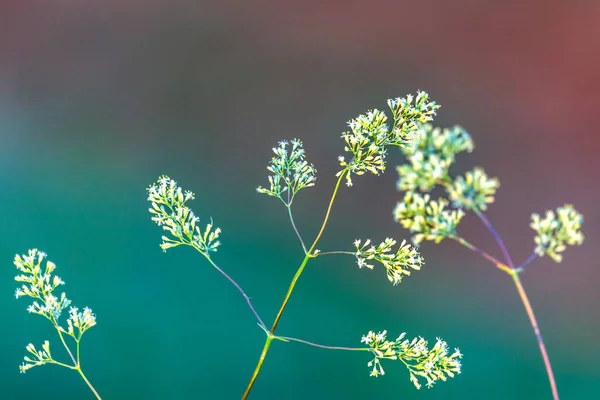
[148,175,221,254]
[393,192,464,244]
[20,341,53,373]
[338,92,440,187]
[530,204,584,262]
[256,139,316,205]
[14,249,97,373]
[353,238,423,285]
[397,124,473,192]
[361,330,462,389]
[447,167,500,211]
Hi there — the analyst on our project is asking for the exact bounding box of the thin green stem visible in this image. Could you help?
[53,324,102,399]
[241,170,348,399]
[275,335,368,352]
[77,335,81,365]
[76,366,102,400]
[54,323,77,366]
[314,250,355,257]
[49,360,78,369]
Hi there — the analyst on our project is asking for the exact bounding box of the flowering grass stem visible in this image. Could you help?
[509,270,559,400]
[455,211,559,400]
[241,170,347,399]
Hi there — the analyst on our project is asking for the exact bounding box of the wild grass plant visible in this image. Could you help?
[146,91,463,398]
[13,249,101,399]
[12,91,582,399]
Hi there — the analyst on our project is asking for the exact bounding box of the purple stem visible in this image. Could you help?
[287,204,307,253]
[517,252,538,271]
[203,251,266,329]
[473,208,516,268]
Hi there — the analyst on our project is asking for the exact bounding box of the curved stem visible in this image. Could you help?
[241,170,347,399]
[509,271,559,400]
[287,205,307,254]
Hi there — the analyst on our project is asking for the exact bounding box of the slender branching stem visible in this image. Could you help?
[314,250,355,257]
[469,209,559,400]
[509,270,559,400]
[517,252,538,271]
[54,322,77,365]
[472,208,516,268]
[192,246,266,329]
[241,170,347,399]
[53,323,102,399]
[76,366,102,400]
[275,335,369,352]
[449,235,512,274]
[287,205,308,254]
[49,360,77,369]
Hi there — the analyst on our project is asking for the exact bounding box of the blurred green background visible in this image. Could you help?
[1,1,598,399]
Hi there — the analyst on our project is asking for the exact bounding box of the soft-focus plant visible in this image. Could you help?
[147,91,462,398]
[394,123,584,400]
[14,249,102,399]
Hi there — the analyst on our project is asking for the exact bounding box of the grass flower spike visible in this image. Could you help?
[447,167,500,211]
[361,330,462,389]
[14,249,102,399]
[396,123,473,192]
[338,91,439,187]
[394,192,464,244]
[354,238,423,285]
[256,139,317,205]
[147,175,222,254]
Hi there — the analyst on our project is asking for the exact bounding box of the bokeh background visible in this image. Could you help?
[1,1,598,399]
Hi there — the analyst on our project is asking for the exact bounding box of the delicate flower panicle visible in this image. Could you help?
[20,341,53,373]
[148,175,221,254]
[14,249,97,373]
[447,167,500,211]
[394,192,464,244]
[397,124,473,192]
[338,92,440,187]
[361,330,462,389]
[530,204,584,262]
[354,238,423,285]
[256,139,316,204]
